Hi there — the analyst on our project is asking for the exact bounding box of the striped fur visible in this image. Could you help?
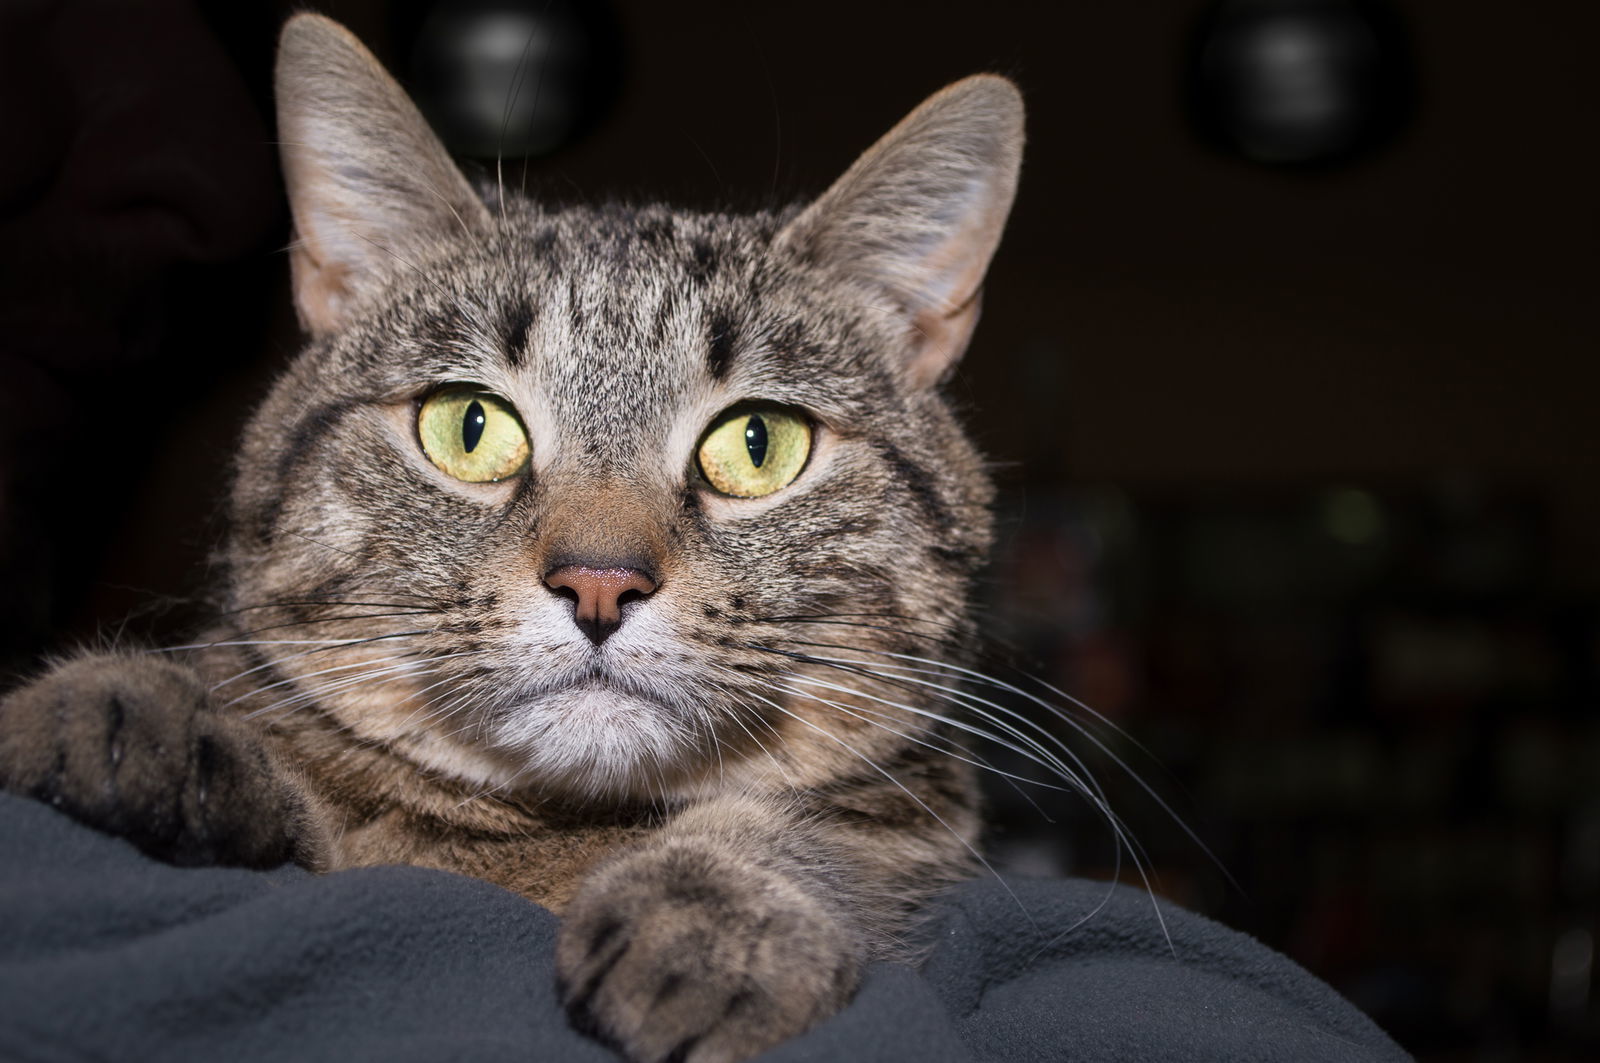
[0,15,1023,1063]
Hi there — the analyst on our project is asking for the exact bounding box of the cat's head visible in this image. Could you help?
[223,14,1022,800]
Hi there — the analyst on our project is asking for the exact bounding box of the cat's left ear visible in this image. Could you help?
[776,76,1023,389]
[275,14,492,336]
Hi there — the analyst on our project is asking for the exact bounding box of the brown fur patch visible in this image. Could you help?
[1,14,1024,1063]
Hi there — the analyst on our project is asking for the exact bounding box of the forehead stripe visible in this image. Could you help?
[707,311,736,379]
[501,298,535,367]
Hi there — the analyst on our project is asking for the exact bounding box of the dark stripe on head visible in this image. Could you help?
[706,311,736,379]
[689,239,717,283]
[635,217,675,246]
[502,298,534,366]
[872,440,955,533]
[276,400,355,483]
[420,305,471,347]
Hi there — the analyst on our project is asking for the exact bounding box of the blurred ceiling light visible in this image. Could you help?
[1187,0,1414,167]
[400,0,623,159]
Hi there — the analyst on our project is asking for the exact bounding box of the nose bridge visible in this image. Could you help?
[537,479,669,647]
[537,479,670,577]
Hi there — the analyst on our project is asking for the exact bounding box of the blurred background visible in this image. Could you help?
[0,0,1594,1058]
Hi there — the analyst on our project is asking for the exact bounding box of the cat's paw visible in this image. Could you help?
[0,653,315,868]
[557,839,860,1063]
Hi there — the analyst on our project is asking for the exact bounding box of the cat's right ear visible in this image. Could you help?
[275,14,491,337]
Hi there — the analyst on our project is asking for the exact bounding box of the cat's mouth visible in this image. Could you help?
[557,661,672,704]
[474,672,712,798]
[553,673,663,706]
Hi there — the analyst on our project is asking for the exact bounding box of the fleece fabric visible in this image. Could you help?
[0,793,1408,1061]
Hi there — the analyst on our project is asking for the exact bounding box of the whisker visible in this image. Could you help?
[204,630,434,691]
[204,610,442,644]
[754,611,953,628]
[241,663,445,721]
[768,664,1154,902]
[766,674,1056,825]
[753,615,972,653]
[217,599,444,615]
[237,642,490,725]
[408,686,482,737]
[768,659,1125,843]
[734,681,1037,931]
[752,641,1105,793]
[147,637,400,652]
[227,648,482,714]
[768,620,1170,776]
[496,22,544,220]
[220,648,422,703]
[773,672,1070,795]
[830,644,1235,893]
[741,642,1176,949]
[716,683,803,795]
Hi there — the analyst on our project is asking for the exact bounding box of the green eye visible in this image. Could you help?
[697,407,812,498]
[417,386,530,482]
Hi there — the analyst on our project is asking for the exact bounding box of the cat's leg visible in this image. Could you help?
[556,794,867,1063]
[0,653,324,868]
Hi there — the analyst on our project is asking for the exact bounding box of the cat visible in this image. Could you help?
[0,13,1022,1063]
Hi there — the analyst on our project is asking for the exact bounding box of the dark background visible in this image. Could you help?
[0,0,1595,1059]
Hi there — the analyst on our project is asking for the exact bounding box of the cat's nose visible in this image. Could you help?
[544,564,658,646]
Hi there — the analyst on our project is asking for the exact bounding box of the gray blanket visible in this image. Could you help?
[0,793,1407,1061]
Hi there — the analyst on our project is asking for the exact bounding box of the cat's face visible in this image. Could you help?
[221,16,1020,801]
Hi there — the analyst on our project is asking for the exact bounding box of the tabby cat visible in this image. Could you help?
[0,14,1022,1063]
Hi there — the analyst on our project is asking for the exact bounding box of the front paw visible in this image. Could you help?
[0,653,312,868]
[557,840,860,1063]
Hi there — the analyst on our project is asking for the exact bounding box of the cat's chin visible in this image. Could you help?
[480,680,708,801]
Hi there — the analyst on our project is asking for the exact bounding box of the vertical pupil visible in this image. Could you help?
[462,400,486,453]
[744,415,768,468]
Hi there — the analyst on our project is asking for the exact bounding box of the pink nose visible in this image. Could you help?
[544,565,658,645]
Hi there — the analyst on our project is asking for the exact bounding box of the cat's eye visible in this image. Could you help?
[417,386,530,483]
[697,407,812,498]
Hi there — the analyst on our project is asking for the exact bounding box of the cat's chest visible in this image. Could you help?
[328,804,653,912]
[249,697,664,910]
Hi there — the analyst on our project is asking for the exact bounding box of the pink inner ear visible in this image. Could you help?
[276,12,493,339]
[773,75,1022,389]
[288,240,351,337]
[907,292,983,390]
[897,197,1004,387]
